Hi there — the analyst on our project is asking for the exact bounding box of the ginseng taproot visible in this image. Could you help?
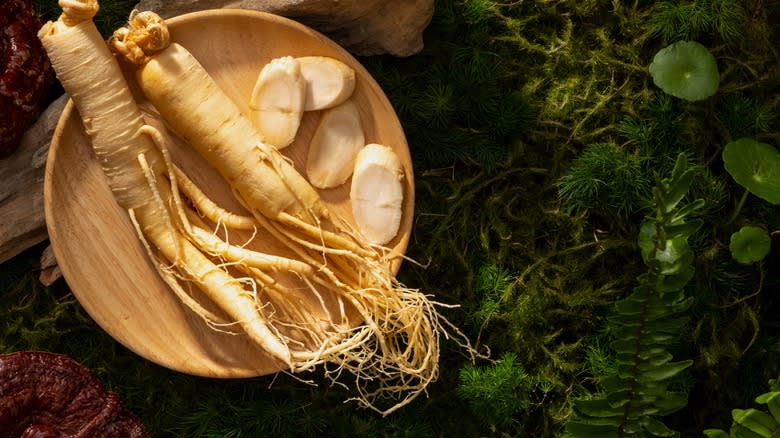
[40,1,476,415]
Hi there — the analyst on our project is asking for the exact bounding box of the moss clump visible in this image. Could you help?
[650,0,746,43]
[558,142,649,219]
[458,353,532,428]
[3,0,779,436]
[34,0,138,38]
[718,94,775,140]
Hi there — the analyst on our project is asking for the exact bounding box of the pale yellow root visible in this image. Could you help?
[350,144,405,245]
[141,116,341,360]
[108,9,479,415]
[306,99,365,189]
[142,102,358,366]
[128,208,232,328]
[297,55,356,111]
[249,56,305,149]
[38,0,351,369]
[172,165,257,230]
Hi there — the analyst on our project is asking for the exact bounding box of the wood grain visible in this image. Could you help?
[44,10,413,378]
[0,95,67,265]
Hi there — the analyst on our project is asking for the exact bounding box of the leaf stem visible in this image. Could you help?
[725,188,749,226]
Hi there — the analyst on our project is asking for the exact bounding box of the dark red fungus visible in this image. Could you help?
[0,352,150,438]
[0,0,55,158]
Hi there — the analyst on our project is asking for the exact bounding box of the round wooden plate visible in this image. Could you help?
[44,9,413,378]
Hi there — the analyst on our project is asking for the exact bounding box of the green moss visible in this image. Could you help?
[650,0,746,43]
[34,0,137,37]
[558,142,650,219]
[718,94,775,140]
[4,0,780,436]
[458,353,532,428]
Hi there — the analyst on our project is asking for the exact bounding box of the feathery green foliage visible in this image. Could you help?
[650,0,746,43]
[717,95,775,141]
[618,93,679,156]
[458,353,532,428]
[566,154,704,437]
[559,94,729,221]
[558,142,649,219]
[470,263,515,324]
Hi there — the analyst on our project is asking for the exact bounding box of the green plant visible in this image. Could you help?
[558,142,650,219]
[703,375,780,438]
[723,138,780,206]
[717,95,775,141]
[729,226,771,265]
[618,93,679,152]
[470,263,515,324]
[649,41,720,102]
[457,353,532,428]
[566,153,704,437]
[649,0,745,43]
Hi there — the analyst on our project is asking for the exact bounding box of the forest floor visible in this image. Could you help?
[3,0,780,436]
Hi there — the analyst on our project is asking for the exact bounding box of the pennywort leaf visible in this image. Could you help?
[722,138,780,204]
[649,41,719,102]
[729,226,771,264]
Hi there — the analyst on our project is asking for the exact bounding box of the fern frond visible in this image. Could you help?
[565,154,704,437]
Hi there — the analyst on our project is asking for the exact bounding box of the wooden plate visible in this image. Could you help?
[44,9,413,378]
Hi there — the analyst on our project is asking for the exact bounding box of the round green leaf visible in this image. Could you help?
[730,226,771,264]
[723,138,780,204]
[649,41,720,101]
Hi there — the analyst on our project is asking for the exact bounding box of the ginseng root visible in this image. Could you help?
[37,0,357,372]
[105,8,477,415]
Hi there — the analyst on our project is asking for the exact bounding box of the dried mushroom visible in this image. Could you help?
[0,351,149,438]
[0,0,54,158]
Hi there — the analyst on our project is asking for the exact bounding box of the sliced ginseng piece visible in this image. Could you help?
[298,56,356,111]
[350,143,404,245]
[306,100,365,189]
[249,56,305,149]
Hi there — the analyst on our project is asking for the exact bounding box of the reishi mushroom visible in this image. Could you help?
[0,0,55,158]
[0,351,150,438]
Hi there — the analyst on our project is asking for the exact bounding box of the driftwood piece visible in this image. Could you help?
[0,95,67,265]
[39,244,62,286]
[134,0,434,57]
